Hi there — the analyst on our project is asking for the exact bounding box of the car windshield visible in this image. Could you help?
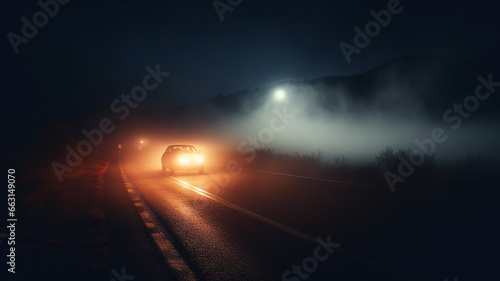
[172,146,196,153]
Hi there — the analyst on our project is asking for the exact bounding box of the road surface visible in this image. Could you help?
[108,148,499,281]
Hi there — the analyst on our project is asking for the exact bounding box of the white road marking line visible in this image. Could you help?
[245,168,388,189]
[137,159,318,244]
[118,160,197,281]
[134,158,418,280]
[246,168,491,202]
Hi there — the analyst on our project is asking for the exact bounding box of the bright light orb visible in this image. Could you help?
[274,89,286,101]
[179,156,189,165]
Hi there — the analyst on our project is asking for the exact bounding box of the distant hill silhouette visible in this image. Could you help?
[152,55,498,128]
[8,55,499,168]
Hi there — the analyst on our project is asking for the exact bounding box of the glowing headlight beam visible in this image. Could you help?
[195,156,204,163]
[178,156,189,165]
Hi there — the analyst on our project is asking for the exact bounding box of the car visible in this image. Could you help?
[161,144,204,174]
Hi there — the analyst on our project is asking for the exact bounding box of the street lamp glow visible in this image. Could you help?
[274,89,286,101]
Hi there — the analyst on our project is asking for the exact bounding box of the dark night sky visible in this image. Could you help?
[2,0,499,128]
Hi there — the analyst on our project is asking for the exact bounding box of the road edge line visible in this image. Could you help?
[137,158,421,281]
[118,158,197,281]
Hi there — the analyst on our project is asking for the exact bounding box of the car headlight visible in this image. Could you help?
[178,156,189,165]
[195,155,204,163]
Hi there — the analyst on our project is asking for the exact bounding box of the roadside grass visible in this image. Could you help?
[242,147,498,197]
[16,145,114,280]
[244,148,383,184]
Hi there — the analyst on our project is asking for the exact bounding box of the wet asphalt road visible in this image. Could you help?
[118,149,500,281]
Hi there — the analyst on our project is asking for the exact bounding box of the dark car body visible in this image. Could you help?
[161,145,204,174]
